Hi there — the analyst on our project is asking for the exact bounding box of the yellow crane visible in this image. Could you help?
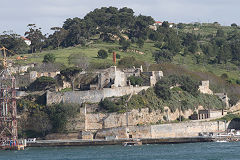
[0,46,16,68]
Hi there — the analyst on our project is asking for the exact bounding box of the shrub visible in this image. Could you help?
[99,98,121,112]
[155,81,171,100]
[97,49,108,59]
[28,76,56,91]
[44,104,78,132]
[108,48,114,53]
[116,53,121,59]
[221,73,228,80]
[118,56,136,68]
[128,76,143,86]
[153,49,174,63]
[43,53,56,63]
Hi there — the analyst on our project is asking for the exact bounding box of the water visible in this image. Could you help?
[1,142,240,160]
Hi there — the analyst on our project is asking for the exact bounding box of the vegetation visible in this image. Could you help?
[43,53,56,63]
[217,113,240,122]
[100,75,224,113]
[128,76,143,86]
[28,76,56,91]
[60,67,82,90]
[97,49,108,59]
[3,6,240,135]
[17,98,78,137]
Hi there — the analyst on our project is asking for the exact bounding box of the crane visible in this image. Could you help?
[0,46,18,150]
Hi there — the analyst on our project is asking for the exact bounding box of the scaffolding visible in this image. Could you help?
[0,47,18,147]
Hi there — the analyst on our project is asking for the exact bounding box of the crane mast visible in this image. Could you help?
[0,47,17,147]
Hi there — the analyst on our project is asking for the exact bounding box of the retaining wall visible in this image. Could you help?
[46,86,149,105]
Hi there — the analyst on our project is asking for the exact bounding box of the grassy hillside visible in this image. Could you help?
[12,42,156,66]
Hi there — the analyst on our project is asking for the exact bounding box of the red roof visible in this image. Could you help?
[21,36,30,41]
[155,21,162,24]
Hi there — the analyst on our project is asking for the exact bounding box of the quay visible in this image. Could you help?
[27,137,214,147]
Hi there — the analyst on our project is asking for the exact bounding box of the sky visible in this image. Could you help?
[1,0,240,35]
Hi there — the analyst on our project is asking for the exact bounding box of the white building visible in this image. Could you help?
[21,36,31,46]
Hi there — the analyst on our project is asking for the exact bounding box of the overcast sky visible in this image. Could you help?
[1,0,240,35]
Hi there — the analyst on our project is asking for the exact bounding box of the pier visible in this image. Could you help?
[27,137,214,147]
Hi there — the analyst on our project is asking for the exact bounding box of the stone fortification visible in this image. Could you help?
[95,121,227,139]
[85,107,194,130]
[46,86,149,105]
[66,105,195,132]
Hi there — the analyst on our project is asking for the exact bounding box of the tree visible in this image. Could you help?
[28,76,56,91]
[153,49,174,63]
[30,109,51,136]
[68,53,89,70]
[99,98,121,112]
[231,23,238,27]
[44,104,78,132]
[136,38,144,48]
[25,24,45,53]
[177,23,185,29]
[60,67,82,90]
[128,76,143,86]
[216,29,225,37]
[118,56,136,68]
[50,27,68,49]
[162,21,169,28]
[0,31,28,54]
[119,38,130,51]
[179,75,199,96]
[43,53,56,63]
[97,49,108,59]
[116,53,121,59]
[155,81,171,100]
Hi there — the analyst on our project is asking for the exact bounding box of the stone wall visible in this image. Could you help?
[151,121,226,138]
[95,121,227,139]
[66,106,195,132]
[46,86,149,105]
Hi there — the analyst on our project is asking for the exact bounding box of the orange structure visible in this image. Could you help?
[113,52,116,65]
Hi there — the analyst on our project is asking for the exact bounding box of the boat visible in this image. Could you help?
[122,140,142,146]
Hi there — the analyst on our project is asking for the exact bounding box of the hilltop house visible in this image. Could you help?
[21,36,31,46]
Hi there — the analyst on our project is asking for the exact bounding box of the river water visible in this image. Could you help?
[1,142,240,160]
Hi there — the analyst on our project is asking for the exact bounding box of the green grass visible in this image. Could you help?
[173,54,240,82]
[13,42,156,66]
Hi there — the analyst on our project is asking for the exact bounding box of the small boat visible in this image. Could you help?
[122,140,142,146]
[216,140,228,143]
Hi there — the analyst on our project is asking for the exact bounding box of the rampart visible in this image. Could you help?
[95,121,228,139]
[46,86,149,105]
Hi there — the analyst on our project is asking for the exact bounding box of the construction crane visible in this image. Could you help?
[0,46,18,150]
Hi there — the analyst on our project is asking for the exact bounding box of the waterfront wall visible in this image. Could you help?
[46,86,149,105]
[95,121,227,139]
[85,107,194,130]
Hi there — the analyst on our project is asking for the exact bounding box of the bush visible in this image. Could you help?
[97,49,108,59]
[155,81,171,100]
[43,53,56,63]
[99,98,121,112]
[108,48,114,53]
[221,73,228,80]
[116,53,121,59]
[128,76,143,86]
[119,38,130,51]
[118,56,136,68]
[28,76,56,91]
[44,104,78,132]
[153,49,174,63]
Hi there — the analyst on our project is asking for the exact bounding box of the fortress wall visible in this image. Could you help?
[95,121,227,139]
[46,86,149,105]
